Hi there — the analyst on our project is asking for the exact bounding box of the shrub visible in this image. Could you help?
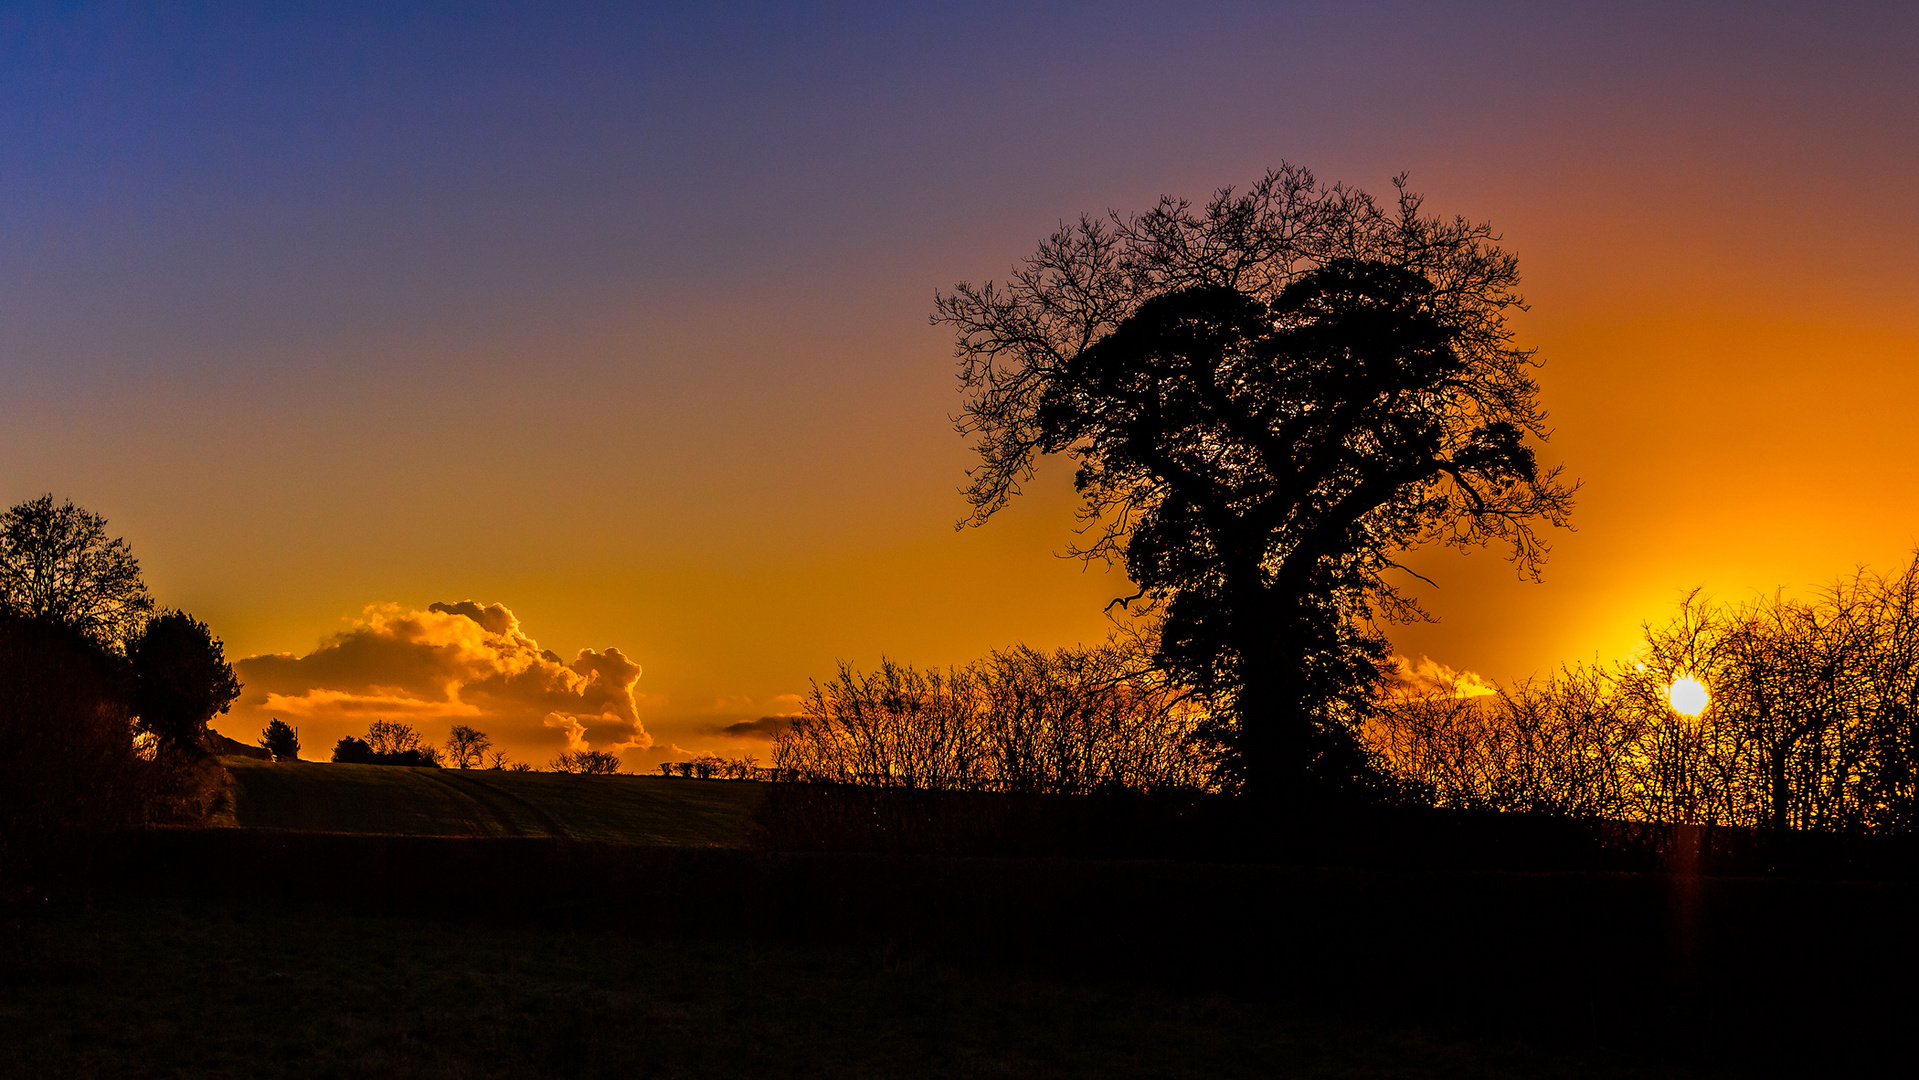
[776,642,1215,794]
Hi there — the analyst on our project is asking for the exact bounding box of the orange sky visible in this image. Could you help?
[1,5,1913,767]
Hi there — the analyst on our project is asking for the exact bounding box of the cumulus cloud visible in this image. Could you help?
[229,601,650,757]
[1382,655,1498,700]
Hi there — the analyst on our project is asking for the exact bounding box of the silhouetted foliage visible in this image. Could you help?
[128,610,242,758]
[936,168,1573,803]
[550,749,622,774]
[445,724,491,769]
[658,754,774,780]
[0,495,155,649]
[776,642,1214,793]
[330,721,441,767]
[485,748,529,771]
[1369,553,1919,834]
[258,719,300,761]
[0,612,150,886]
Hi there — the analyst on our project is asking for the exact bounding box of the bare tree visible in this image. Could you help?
[445,725,492,769]
[0,495,155,649]
[1367,555,1919,834]
[777,641,1215,794]
[550,749,622,774]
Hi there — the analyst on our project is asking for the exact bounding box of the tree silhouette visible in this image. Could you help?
[0,495,154,649]
[332,721,442,766]
[445,724,491,769]
[259,718,301,761]
[551,749,621,774]
[937,169,1574,801]
[128,610,242,758]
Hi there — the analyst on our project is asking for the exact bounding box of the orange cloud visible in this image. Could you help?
[228,601,649,759]
[1383,655,1498,701]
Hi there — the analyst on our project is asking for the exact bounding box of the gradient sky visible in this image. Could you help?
[3,2,1914,766]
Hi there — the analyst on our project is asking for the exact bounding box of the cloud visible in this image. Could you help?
[1383,655,1497,700]
[229,601,650,757]
[712,715,795,740]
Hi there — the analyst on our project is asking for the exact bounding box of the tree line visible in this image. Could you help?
[774,641,1215,794]
[327,718,624,774]
[1368,556,1919,833]
[770,553,1919,841]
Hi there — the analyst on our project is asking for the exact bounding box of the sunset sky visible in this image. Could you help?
[3,3,1915,767]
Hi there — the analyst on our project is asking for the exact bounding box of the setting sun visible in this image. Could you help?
[1667,676,1710,717]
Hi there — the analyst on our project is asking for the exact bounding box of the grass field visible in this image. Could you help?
[0,894,1722,1080]
[221,759,765,846]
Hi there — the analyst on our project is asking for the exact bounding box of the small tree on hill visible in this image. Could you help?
[446,725,491,769]
[258,719,300,761]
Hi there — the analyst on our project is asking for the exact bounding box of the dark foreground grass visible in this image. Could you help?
[0,895,1717,1080]
[222,759,763,846]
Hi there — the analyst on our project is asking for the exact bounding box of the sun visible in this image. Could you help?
[1667,676,1709,717]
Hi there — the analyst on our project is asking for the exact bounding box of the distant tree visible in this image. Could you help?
[128,610,242,758]
[445,725,492,769]
[333,722,441,767]
[936,169,1574,802]
[365,719,421,756]
[258,719,300,761]
[551,749,622,774]
[0,495,155,649]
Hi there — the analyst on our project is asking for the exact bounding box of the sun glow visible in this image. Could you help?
[1667,676,1709,717]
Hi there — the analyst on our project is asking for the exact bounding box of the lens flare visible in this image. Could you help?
[1667,676,1709,717]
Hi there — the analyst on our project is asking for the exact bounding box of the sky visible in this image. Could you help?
[2,2,1915,767]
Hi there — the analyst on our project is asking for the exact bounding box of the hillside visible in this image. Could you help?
[221,758,765,846]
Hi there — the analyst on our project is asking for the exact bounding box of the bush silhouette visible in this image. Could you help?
[331,723,441,767]
[0,613,151,887]
[258,719,300,761]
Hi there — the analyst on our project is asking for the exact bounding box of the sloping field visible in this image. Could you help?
[222,758,764,846]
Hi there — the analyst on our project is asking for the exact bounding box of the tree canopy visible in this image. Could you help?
[129,610,243,756]
[0,495,154,649]
[935,167,1574,800]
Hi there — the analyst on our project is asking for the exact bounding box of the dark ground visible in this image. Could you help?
[1,894,1720,1080]
[8,771,1907,1078]
[221,759,763,845]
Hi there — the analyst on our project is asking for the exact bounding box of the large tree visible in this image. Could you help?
[935,167,1575,800]
[0,495,155,650]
